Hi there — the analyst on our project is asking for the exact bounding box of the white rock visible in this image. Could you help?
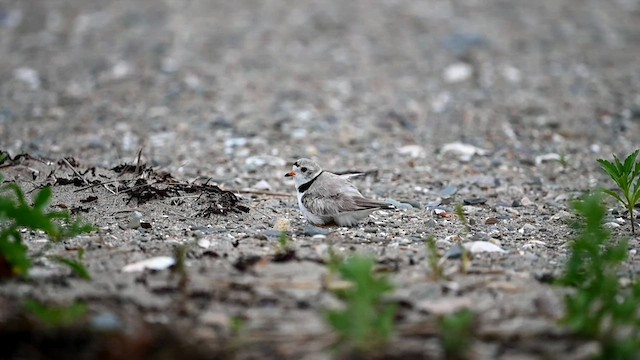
[520,196,534,206]
[197,238,211,249]
[111,61,132,79]
[122,256,175,272]
[398,144,426,158]
[443,62,473,83]
[501,65,522,83]
[604,222,621,229]
[253,179,272,191]
[14,67,41,89]
[535,153,561,166]
[127,211,144,229]
[441,142,488,162]
[463,241,506,254]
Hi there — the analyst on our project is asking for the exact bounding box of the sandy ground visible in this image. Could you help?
[1,0,640,358]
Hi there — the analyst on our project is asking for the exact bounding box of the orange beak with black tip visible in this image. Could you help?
[284,171,296,177]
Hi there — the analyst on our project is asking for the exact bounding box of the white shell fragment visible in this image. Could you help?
[534,153,561,166]
[441,142,488,162]
[122,256,176,272]
[463,241,507,254]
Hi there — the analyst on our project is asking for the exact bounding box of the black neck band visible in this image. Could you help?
[297,171,323,193]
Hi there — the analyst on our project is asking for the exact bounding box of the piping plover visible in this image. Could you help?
[284,158,393,226]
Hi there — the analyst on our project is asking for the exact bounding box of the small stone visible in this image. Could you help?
[440,142,488,162]
[485,217,499,225]
[127,211,144,229]
[604,222,621,229]
[443,62,473,83]
[253,179,272,191]
[520,196,534,206]
[518,223,537,234]
[535,153,561,166]
[398,144,426,158]
[462,241,506,254]
[197,238,210,249]
[444,244,464,259]
[386,199,414,210]
[122,256,176,272]
[463,197,487,205]
[439,185,458,198]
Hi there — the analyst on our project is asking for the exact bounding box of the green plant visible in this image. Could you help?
[0,175,94,278]
[326,256,396,356]
[439,309,475,360]
[597,149,640,234]
[24,299,88,327]
[426,236,444,280]
[557,192,640,359]
[50,248,91,280]
[455,204,471,234]
[277,230,291,253]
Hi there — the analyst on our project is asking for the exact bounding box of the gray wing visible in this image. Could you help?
[301,173,391,216]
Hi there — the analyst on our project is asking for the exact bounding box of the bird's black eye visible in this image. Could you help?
[301,167,308,172]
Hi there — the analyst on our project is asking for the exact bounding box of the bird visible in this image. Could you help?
[284,158,393,226]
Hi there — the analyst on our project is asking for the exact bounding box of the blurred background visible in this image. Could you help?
[0,0,639,177]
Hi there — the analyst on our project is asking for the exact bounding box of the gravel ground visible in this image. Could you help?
[1,0,640,359]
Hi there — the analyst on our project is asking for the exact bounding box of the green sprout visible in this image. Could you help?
[426,236,444,281]
[440,309,475,360]
[597,149,640,234]
[326,256,396,356]
[557,192,640,359]
[0,175,94,278]
[24,299,88,327]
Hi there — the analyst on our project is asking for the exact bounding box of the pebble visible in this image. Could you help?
[443,62,473,83]
[535,153,561,166]
[122,211,143,229]
[463,197,487,205]
[520,196,534,206]
[440,142,488,162]
[439,185,458,198]
[518,223,537,234]
[386,198,415,210]
[253,179,272,191]
[398,144,426,158]
[122,256,176,272]
[444,244,464,259]
[462,241,507,254]
[197,238,210,248]
[485,217,499,225]
[604,222,621,229]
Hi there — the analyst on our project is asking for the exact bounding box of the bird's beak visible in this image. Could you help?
[284,171,296,178]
